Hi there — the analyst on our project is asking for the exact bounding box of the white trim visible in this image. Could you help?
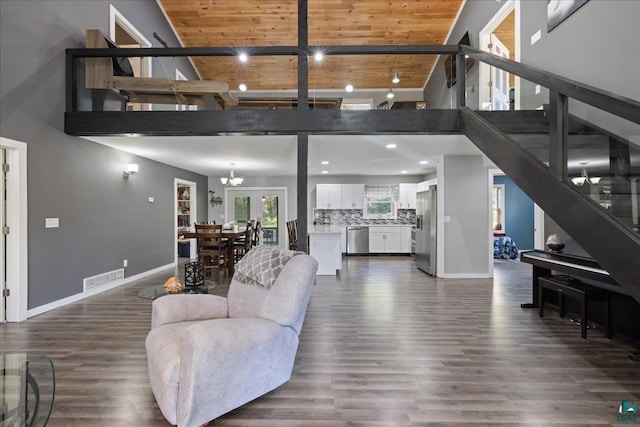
[442,273,493,279]
[534,203,545,249]
[423,0,467,91]
[175,178,197,262]
[479,0,520,110]
[26,262,175,318]
[487,168,504,278]
[0,137,28,322]
[109,4,153,81]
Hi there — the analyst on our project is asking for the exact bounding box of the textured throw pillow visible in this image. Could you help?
[234,246,302,289]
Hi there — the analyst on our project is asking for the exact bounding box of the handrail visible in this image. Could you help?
[460,45,640,125]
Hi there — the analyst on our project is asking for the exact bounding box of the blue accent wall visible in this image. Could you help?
[494,176,534,250]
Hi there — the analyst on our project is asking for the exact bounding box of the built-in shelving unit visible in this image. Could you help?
[177,184,191,231]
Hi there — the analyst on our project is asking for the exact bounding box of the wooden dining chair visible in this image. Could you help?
[234,221,253,262]
[287,220,298,251]
[195,223,226,279]
[251,220,262,247]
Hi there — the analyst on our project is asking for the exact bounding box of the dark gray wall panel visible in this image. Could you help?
[0,0,206,309]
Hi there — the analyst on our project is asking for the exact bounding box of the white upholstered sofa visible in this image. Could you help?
[145,247,318,427]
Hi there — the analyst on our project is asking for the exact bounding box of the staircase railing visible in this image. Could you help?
[458,46,640,302]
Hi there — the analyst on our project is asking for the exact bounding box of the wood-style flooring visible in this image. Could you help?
[1,256,639,426]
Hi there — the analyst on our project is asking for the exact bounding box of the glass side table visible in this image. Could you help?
[137,283,216,300]
[1,352,55,427]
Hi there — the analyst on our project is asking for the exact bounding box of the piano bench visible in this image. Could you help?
[538,276,611,339]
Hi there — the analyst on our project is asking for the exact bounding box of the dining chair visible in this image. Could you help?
[251,220,262,247]
[234,221,253,262]
[195,223,226,279]
[286,220,298,251]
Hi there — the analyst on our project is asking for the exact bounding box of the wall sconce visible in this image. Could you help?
[209,190,223,207]
[123,163,139,178]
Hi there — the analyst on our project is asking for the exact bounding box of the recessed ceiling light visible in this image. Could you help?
[321,160,330,165]
[401,170,408,174]
[238,83,247,92]
[321,170,328,174]
[386,143,397,149]
[419,160,429,165]
[238,52,248,63]
[314,52,324,62]
[345,84,354,93]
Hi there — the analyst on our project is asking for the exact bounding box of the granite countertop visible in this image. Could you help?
[310,224,415,233]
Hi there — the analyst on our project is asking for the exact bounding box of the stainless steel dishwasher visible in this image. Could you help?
[346,226,369,255]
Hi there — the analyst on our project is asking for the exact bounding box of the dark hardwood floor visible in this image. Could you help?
[1,256,638,426]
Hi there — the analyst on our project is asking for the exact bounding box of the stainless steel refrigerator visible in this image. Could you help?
[415,186,437,275]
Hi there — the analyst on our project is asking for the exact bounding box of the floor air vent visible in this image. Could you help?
[83,268,125,292]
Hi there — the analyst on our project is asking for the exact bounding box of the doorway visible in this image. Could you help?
[0,138,28,322]
[479,0,520,111]
[109,5,152,111]
[175,179,197,262]
[225,188,287,248]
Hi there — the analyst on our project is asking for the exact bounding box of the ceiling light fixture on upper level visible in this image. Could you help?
[321,160,330,165]
[419,160,429,165]
[238,83,247,92]
[321,170,328,174]
[571,162,601,186]
[345,84,354,93]
[314,51,324,62]
[401,170,408,174]
[386,88,395,99]
[392,72,400,84]
[238,52,248,63]
[386,143,397,149]
[220,163,244,187]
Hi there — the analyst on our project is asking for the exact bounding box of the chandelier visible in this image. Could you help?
[220,163,244,186]
[571,162,601,186]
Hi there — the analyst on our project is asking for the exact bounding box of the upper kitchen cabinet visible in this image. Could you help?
[316,184,342,209]
[398,183,417,209]
[341,184,364,209]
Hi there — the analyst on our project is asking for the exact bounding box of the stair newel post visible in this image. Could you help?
[456,52,466,108]
[548,90,569,181]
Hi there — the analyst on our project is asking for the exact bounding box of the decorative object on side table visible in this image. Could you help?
[163,276,183,294]
[546,234,565,252]
[184,261,205,287]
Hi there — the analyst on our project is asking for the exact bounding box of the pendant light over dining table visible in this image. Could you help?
[220,162,244,186]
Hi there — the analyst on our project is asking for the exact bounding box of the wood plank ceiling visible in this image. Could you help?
[158,0,464,91]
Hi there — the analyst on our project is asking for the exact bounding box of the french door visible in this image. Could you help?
[226,188,287,248]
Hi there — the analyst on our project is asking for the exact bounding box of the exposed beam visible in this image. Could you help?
[65,110,461,136]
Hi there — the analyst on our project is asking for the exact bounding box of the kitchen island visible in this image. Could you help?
[308,226,342,275]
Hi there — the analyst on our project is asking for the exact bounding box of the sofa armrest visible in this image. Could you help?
[151,294,229,329]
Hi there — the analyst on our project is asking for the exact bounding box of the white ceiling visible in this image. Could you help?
[85,134,484,177]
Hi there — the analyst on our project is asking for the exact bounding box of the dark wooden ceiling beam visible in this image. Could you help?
[65,110,461,136]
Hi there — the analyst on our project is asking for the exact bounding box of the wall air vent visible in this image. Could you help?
[83,268,125,292]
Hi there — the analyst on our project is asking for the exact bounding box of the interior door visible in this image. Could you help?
[227,189,286,248]
[490,34,510,111]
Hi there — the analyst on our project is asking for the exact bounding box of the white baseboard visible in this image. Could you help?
[441,273,493,279]
[26,262,176,319]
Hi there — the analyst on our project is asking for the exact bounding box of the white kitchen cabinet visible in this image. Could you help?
[398,183,417,209]
[341,184,364,209]
[369,226,402,253]
[316,184,342,209]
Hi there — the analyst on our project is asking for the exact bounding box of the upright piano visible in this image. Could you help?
[519,250,623,308]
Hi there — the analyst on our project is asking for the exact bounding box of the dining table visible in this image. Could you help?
[179,227,246,276]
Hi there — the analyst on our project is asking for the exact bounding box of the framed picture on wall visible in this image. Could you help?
[547,0,590,32]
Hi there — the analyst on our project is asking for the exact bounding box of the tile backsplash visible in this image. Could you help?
[313,209,416,225]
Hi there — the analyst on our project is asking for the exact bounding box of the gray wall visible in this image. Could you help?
[443,156,490,275]
[0,0,207,309]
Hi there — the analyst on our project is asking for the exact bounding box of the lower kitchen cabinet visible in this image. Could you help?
[369,227,402,253]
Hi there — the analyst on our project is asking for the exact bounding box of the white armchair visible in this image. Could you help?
[145,249,318,427]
